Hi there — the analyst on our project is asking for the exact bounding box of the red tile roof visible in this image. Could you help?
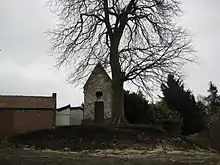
[0,94,56,109]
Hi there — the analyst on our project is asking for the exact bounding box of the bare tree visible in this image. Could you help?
[48,0,194,126]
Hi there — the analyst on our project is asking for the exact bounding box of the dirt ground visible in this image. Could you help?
[0,148,220,165]
[2,126,220,165]
[8,125,199,151]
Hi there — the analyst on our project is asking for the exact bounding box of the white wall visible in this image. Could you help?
[70,109,83,125]
[56,107,70,126]
[56,106,84,126]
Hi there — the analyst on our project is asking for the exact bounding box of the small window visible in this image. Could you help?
[95,91,103,99]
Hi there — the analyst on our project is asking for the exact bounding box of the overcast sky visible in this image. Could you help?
[0,0,220,107]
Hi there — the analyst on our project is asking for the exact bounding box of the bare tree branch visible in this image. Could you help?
[48,0,195,124]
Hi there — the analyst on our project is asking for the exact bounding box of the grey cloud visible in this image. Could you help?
[0,0,83,107]
[0,58,84,107]
[181,0,220,96]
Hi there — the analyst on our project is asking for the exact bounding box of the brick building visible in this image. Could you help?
[0,93,56,136]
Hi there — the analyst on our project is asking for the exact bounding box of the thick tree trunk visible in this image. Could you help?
[109,41,128,126]
[111,77,128,126]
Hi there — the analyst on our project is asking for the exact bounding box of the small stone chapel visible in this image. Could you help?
[83,63,112,124]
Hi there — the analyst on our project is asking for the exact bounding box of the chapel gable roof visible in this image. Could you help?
[83,62,111,89]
